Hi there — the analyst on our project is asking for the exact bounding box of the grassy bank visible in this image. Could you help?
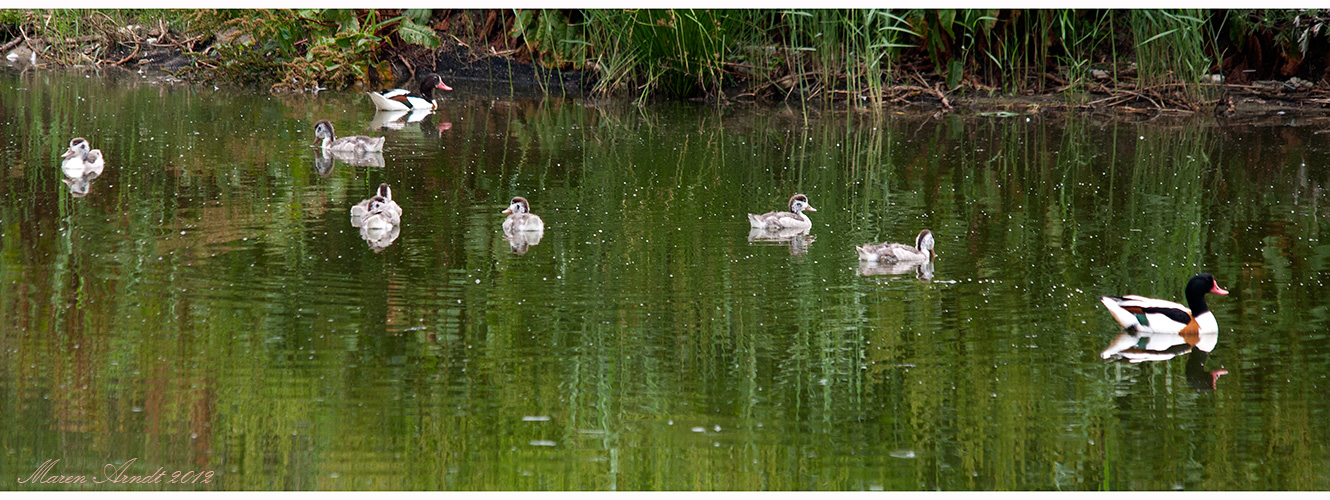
[4,9,1330,111]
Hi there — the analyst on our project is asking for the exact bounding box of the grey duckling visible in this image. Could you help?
[313,120,385,153]
[501,196,544,232]
[856,229,936,263]
[747,194,817,230]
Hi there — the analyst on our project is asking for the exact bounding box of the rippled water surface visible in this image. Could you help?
[2,68,1329,490]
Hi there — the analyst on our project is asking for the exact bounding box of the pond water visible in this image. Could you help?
[1,68,1328,491]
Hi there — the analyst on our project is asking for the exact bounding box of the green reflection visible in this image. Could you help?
[1,69,1328,491]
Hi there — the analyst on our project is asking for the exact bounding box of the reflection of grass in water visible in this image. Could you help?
[9,78,1330,489]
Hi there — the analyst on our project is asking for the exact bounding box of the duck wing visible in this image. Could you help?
[856,242,922,262]
[748,211,806,228]
[1100,295,1194,330]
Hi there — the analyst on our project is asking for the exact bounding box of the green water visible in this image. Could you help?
[1,68,1328,491]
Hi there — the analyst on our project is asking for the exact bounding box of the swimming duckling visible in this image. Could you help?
[358,196,400,231]
[501,196,544,232]
[748,194,816,230]
[855,229,936,263]
[60,137,104,172]
[351,183,402,219]
[313,120,385,153]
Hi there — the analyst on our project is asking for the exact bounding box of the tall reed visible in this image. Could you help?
[1129,10,1217,105]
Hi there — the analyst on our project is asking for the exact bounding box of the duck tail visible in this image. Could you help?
[855,245,878,262]
[367,92,405,111]
[747,214,765,228]
[1099,296,1139,329]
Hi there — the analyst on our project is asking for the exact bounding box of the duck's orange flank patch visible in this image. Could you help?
[1180,318,1201,345]
[390,95,410,103]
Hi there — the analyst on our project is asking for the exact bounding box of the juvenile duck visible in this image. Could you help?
[501,196,544,232]
[60,137,105,171]
[358,196,401,231]
[313,120,385,153]
[855,229,936,263]
[351,183,402,219]
[748,194,817,230]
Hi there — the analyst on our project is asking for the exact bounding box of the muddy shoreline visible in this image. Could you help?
[9,34,1330,125]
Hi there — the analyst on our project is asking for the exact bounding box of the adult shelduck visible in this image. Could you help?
[1100,273,1229,335]
[366,73,452,111]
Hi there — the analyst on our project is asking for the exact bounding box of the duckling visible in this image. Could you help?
[60,137,104,172]
[358,196,400,231]
[856,229,936,263]
[748,194,817,230]
[313,120,385,153]
[351,183,402,219]
[501,196,544,232]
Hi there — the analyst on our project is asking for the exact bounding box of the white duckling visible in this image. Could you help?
[60,137,105,173]
[351,183,402,219]
[313,120,385,153]
[366,73,453,111]
[358,196,400,232]
[856,229,936,263]
[501,196,544,232]
[748,194,817,230]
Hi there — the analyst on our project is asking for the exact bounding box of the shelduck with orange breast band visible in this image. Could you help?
[1100,273,1229,335]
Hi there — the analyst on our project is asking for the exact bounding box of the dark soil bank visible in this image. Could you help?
[9,9,1330,120]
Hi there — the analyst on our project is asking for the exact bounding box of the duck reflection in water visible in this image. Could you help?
[317,149,385,169]
[503,229,544,255]
[369,109,433,131]
[747,227,815,255]
[313,154,335,177]
[359,223,400,253]
[62,169,103,197]
[856,260,934,281]
[1101,329,1228,392]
